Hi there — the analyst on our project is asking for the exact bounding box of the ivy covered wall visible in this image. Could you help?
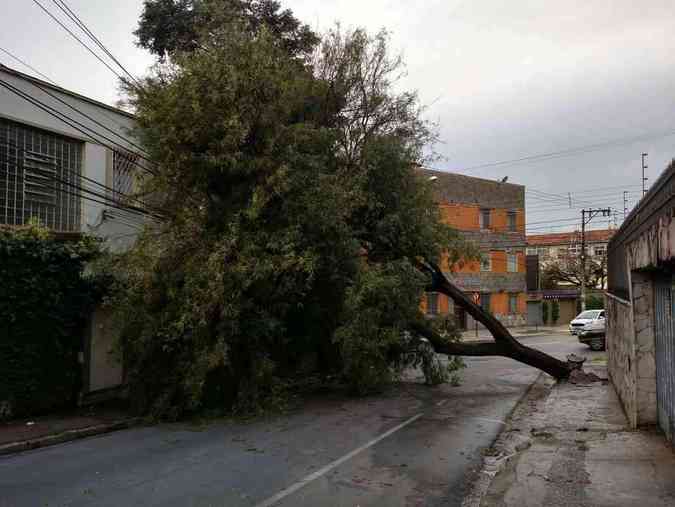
[0,225,100,419]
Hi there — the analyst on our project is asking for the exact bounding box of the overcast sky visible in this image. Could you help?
[2,0,675,233]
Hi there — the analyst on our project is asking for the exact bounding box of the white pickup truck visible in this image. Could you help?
[569,310,606,350]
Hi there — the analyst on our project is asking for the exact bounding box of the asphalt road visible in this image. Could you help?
[0,333,604,507]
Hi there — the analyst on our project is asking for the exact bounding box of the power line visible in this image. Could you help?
[0,47,57,85]
[25,76,150,156]
[0,140,164,219]
[0,152,159,221]
[30,0,125,81]
[460,127,675,173]
[50,0,140,85]
[0,76,157,176]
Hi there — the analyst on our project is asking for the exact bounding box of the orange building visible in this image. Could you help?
[421,169,528,328]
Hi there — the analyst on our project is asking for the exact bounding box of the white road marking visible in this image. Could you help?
[436,399,448,407]
[474,417,506,426]
[253,413,424,507]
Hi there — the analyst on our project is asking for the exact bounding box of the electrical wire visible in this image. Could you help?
[50,0,140,85]
[30,0,125,82]
[0,138,154,213]
[0,77,157,176]
[0,47,57,85]
[25,77,150,156]
[460,127,675,173]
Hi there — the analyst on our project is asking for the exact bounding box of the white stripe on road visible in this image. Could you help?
[474,417,506,426]
[253,413,424,507]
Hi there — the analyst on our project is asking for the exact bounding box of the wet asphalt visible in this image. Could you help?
[0,333,604,507]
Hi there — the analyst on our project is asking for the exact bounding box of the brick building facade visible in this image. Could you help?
[421,169,527,328]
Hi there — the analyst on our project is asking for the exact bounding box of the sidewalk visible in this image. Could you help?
[0,407,139,456]
[462,325,568,341]
[470,367,675,507]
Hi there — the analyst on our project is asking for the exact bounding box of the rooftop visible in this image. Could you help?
[527,229,615,246]
[0,63,135,119]
[419,167,525,210]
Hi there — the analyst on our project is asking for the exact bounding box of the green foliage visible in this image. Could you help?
[585,294,605,310]
[135,0,319,59]
[0,225,100,419]
[551,300,560,324]
[111,6,465,418]
[542,301,550,325]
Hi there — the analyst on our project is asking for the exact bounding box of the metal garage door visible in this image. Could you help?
[527,301,541,326]
[654,277,675,442]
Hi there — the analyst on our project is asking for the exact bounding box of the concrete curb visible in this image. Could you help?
[0,418,143,457]
[461,373,555,507]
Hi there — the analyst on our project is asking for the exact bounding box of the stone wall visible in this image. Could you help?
[631,272,658,425]
[606,272,658,428]
[606,292,637,428]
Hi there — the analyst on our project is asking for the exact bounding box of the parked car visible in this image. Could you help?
[569,309,606,350]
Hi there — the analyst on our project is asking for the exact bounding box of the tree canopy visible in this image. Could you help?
[135,0,319,59]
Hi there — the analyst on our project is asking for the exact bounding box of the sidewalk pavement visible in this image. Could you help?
[462,325,569,341]
[470,367,675,507]
[0,407,139,456]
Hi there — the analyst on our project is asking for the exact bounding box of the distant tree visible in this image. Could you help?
[585,294,604,310]
[541,253,606,290]
[542,301,550,325]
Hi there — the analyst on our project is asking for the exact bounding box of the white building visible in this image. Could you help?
[0,63,147,252]
[0,63,150,398]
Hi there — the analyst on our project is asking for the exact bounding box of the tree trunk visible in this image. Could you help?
[416,260,571,380]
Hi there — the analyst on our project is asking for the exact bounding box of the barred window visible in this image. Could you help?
[111,150,139,204]
[0,119,82,232]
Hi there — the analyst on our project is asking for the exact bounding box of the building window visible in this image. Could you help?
[526,247,537,255]
[507,253,518,272]
[479,208,491,229]
[594,246,606,256]
[111,150,139,204]
[480,293,491,312]
[507,211,517,232]
[0,118,82,232]
[568,244,581,255]
[509,294,518,314]
[426,293,439,316]
[480,252,492,272]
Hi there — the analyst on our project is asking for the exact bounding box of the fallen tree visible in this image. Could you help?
[414,261,572,380]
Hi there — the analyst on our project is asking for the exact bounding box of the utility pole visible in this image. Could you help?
[623,191,628,219]
[642,153,649,196]
[580,207,612,311]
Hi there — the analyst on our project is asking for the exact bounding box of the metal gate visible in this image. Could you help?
[527,301,542,326]
[654,277,675,442]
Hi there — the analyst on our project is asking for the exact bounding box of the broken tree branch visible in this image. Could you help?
[416,259,572,380]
